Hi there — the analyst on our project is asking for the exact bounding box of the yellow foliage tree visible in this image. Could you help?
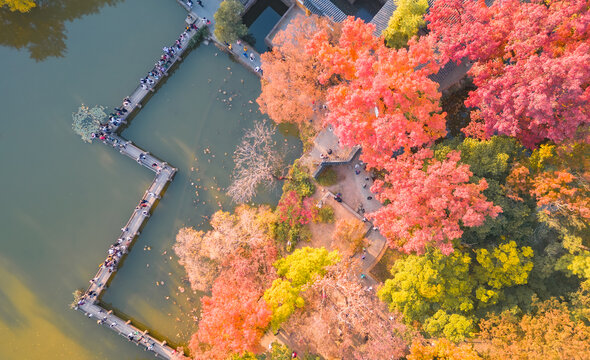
[474,241,534,305]
[0,0,35,12]
[382,0,428,48]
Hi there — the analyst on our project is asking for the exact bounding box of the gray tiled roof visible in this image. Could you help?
[370,0,471,36]
[369,0,397,35]
[304,0,348,22]
[368,0,471,89]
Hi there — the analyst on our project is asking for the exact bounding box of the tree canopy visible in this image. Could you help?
[174,205,275,292]
[258,14,336,125]
[369,149,501,255]
[378,242,534,341]
[427,0,590,148]
[213,0,248,44]
[382,0,428,49]
[309,17,446,168]
[264,247,340,329]
[1,0,35,12]
[478,298,590,359]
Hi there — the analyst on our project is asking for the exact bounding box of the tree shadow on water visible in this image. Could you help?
[0,0,122,61]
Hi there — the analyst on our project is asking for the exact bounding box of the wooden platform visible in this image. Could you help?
[73,15,207,359]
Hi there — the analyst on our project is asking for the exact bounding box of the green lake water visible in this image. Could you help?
[0,1,299,358]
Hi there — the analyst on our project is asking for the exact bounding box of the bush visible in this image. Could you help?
[315,205,335,223]
[270,222,311,251]
[316,167,338,187]
[298,122,318,152]
[283,162,315,197]
[188,26,210,48]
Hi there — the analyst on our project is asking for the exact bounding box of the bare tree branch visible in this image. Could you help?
[228,121,284,203]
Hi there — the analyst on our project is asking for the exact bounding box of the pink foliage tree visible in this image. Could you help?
[276,190,316,227]
[368,150,502,255]
[427,0,590,147]
[307,17,447,168]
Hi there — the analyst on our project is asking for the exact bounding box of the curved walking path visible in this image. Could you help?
[73,12,209,359]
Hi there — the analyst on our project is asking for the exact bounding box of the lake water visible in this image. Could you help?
[0,0,299,358]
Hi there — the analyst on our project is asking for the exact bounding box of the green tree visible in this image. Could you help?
[229,352,259,360]
[266,341,291,360]
[474,241,534,305]
[72,105,106,143]
[382,0,428,48]
[282,162,315,198]
[435,136,538,246]
[263,278,305,330]
[213,0,248,44]
[1,0,35,12]
[377,249,475,325]
[423,310,475,342]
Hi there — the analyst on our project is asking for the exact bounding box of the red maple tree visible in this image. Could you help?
[427,0,590,147]
[190,244,277,359]
[368,149,501,255]
[308,17,446,168]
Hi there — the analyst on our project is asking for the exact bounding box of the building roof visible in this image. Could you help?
[369,0,397,35]
[303,0,348,22]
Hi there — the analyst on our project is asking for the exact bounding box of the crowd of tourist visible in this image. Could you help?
[91,24,199,142]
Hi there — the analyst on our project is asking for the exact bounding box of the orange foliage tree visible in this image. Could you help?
[478,298,590,359]
[190,243,277,359]
[332,218,368,255]
[369,149,501,255]
[407,338,482,360]
[531,170,590,220]
[257,14,338,125]
[308,17,446,168]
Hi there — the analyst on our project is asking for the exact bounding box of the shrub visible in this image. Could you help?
[314,205,335,223]
[72,105,106,143]
[283,162,315,197]
[188,26,210,48]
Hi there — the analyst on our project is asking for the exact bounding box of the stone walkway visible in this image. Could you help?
[305,130,388,284]
[72,12,210,359]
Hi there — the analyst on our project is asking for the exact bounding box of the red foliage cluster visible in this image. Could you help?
[427,0,590,147]
[369,150,501,255]
[309,17,446,168]
[276,190,317,227]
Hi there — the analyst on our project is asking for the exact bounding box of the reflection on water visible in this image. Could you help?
[0,0,121,61]
[0,258,95,359]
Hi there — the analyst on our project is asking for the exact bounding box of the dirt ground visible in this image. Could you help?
[302,190,371,257]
